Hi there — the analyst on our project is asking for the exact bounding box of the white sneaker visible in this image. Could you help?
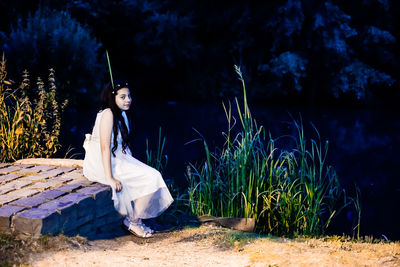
[138,221,154,234]
[123,217,154,236]
[127,223,152,238]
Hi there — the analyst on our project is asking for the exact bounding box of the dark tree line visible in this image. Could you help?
[0,0,399,108]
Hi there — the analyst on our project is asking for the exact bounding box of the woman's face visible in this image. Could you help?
[115,87,132,111]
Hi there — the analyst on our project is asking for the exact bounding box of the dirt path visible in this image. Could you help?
[27,225,400,267]
[28,226,250,267]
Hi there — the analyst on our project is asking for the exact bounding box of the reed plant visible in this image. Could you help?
[146,127,168,175]
[145,128,191,224]
[187,65,344,236]
[350,184,362,240]
[0,54,67,162]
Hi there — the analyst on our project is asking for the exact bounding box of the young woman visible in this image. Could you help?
[83,81,173,238]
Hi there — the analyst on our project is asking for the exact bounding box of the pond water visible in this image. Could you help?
[59,100,400,240]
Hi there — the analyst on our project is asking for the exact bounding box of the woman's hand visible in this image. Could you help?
[111,177,123,192]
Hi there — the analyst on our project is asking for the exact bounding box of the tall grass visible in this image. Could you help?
[0,54,68,162]
[146,127,168,175]
[187,65,344,236]
[350,184,362,240]
[145,127,190,223]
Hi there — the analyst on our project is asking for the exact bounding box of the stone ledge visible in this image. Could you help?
[0,160,122,239]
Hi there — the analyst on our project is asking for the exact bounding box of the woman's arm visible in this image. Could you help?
[99,109,122,192]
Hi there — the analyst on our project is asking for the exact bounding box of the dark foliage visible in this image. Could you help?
[0,6,104,108]
[1,0,399,106]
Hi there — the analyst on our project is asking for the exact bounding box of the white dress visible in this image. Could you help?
[82,109,173,220]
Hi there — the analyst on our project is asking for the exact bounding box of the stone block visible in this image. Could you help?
[76,198,95,218]
[58,193,91,206]
[98,220,122,233]
[13,208,60,238]
[93,215,108,228]
[59,193,94,214]
[30,179,66,191]
[0,187,14,196]
[60,210,95,233]
[20,173,49,181]
[107,212,123,224]
[0,180,32,195]
[93,189,112,205]
[59,213,79,232]
[85,231,97,240]
[40,168,66,178]
[18,165,56,174]
[0,188,39,205]
[96,203,115,218]
[57,167,76,173]
[10,195,47,208]
[78,223,93,236]
[41,193,94,232]
[77,185,108,198]
[0,163,11,168]
[94,186,112,198]
[0,194,20,206]
[59,170,85,179]
[39,199,78,232]
[55,183,82,192]
[93,188,114,217]
[76,212,95,227]
[11,188,39,198]
[0,205,26,232]
[68,179,93,187]
[15,164,34,168]
[51,176,73,184]
[0,173,23,184]
[36,190,67,200]
[0,165,23,174]
[64,228,79,237]
[38,198,76,213]
[94,211,122,229]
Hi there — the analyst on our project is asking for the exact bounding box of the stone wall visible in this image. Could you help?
[0,162,123,239]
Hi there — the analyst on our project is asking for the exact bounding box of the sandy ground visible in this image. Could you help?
[27,225,400,267]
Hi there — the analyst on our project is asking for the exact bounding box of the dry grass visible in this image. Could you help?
[0,233,88,266]
[0,54,67,163]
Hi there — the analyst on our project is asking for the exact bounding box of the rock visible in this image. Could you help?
[197,216,255,232]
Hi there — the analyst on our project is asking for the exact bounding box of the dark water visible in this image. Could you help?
[59,101,400,240]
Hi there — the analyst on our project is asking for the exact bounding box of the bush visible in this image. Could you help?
[2,7,104,108]
[0,54,67,162]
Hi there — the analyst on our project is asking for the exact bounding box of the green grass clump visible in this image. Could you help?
[0,54,67,162]
[187,65,344,237]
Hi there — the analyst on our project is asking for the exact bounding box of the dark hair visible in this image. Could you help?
[100,80,132,157]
